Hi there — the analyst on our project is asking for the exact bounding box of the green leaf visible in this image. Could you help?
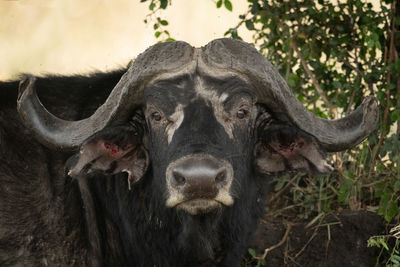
[338,178,352,203]
[160,20,168,26]
[250,2,259,14]
[386,201,399,222]
[309,61,320,70]
[160,0,168,9]
[332,81,341,89]
[216,0,222,8]
[329,39,339,46]
[394,181,400,191]
[149,2,155,10]
[153,23,159,30]
[371,32,379,41]
[375,40,381,50]
[368,237,379,247]
[274,180,286,191]
[392,254,400,263]
[381,239,389,251]
[248,248,256,257]
[226,28,242,40]
[287,73,299,88]
[224,0,233,11]
[155,31,161,38]
[391,109,400,122]
[245,20,255,30]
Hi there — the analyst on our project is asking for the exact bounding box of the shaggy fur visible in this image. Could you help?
[0,70,327,266]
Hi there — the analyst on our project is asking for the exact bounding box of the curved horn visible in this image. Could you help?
[201,38,379,152]
[17,41,195,151]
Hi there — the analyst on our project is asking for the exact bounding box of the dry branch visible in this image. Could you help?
[254,222,292,261]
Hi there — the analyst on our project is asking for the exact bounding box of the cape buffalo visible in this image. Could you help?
[0,38,378,266]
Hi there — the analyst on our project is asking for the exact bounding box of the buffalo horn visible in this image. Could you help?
[17,41,194,150]
[17,38,379,152]
[200,38,378,152]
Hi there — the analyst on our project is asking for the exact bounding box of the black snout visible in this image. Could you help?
[171,157,227,199]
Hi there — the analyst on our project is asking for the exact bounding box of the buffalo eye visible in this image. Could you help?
[236,109,248,119]
[151,111,162,121]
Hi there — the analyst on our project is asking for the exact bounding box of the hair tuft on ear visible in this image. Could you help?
[66,122,149,190]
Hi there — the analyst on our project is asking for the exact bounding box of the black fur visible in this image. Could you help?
[0,70,326,266]
[0,71,127,266]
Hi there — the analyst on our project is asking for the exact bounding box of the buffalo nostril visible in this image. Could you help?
[172,171,186,186]
[169,157,230,200]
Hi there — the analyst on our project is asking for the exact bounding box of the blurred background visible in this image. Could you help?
[0,0,251,80]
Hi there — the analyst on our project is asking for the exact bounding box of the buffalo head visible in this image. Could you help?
[17,38,378,215]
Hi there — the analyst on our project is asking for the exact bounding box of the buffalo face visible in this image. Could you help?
[144,73,258,214]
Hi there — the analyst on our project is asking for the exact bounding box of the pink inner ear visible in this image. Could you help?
[270,137,306,158]
[102,142,121,158]
[101,142,134,159]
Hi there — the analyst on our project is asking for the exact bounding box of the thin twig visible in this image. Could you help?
[397,76,400,139]
[345,87,357,115]
[377,156,399,177]
[294,216,327,259]
[395,1,400,140]
[361,179,389,188]
[361,155,395,187]
[325,224,331,262]
[342,59,374,96]
[374,247,385,267]
[373,0,397,161]
[287,255,302,266]
[285,45,293,82]
[254,222,292,260]
[294,227,319,259]
[269,174,301,203]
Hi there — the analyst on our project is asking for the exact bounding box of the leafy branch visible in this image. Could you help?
[141,0,175,42]
[292,41,337,118]
[215,0,233,11]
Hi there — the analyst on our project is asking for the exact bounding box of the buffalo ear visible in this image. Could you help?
[66,124,149,189]
[255,122,333,174]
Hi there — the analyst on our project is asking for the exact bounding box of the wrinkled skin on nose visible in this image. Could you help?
[144,73,257,214]
[165,154,234,214]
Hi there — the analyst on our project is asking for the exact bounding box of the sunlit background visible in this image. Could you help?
[0,0,252,80]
